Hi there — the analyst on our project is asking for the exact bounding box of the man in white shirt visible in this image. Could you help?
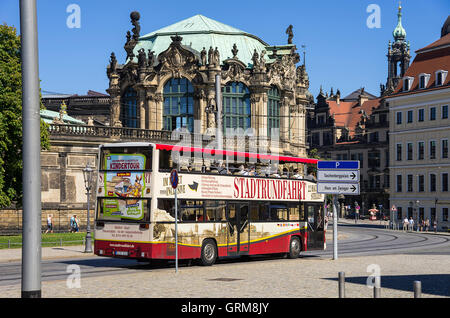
[408,217,414,232]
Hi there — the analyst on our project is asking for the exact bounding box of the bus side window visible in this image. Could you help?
[249,204,259,221]
[259,204,269,221]
[289,204,300,221]
[299,204,305,222]
[205,201,226,222]
[159,149,172,172]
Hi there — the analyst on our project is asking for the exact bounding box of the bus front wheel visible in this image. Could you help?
[200,239,217,266]
[288,236,301,259]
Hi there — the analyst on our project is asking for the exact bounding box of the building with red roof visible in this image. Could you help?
[386,15,450,231]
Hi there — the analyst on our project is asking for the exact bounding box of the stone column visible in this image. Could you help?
[138,88,146,129]
[154,93,164,130]
[106,73,122,127]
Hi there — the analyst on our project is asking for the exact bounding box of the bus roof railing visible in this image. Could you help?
[155,143,318,165]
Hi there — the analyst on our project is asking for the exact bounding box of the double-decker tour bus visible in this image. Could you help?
[94,142,326,266]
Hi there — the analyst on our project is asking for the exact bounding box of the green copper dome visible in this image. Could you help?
[393,4,406,42]
[134,14,270,68]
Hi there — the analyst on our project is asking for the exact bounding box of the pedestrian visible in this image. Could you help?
[408,217,414,232]
[74,215,79,232]
[425,219,430,232]
[45,214,53,234]
[70,215,79,233]
[403,217,409,231]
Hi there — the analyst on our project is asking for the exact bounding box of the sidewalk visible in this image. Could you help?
[0,245,94,263]
[337,218,450,236]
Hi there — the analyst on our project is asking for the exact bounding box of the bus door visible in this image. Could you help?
[306,204,325,250]
[226,203,250,255]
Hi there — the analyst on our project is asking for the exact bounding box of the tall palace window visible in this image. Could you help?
[222,82,251,133]
[267,86,280,137]
[121,87,138,128]
[163,77,194,132]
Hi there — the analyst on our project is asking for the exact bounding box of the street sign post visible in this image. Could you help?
[317,161,360,261]
[170,169,179,274]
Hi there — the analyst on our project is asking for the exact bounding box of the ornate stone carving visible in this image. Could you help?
[138,48,147,69]
[109,52,117,73]
[231,43,238,58]
[296,64,309,88]
[158,35,199,78]
[147,50,155,68]
[222,59,247,82]
[286,25,294,44]
[267,53,297,91]
[200,47,207,66]
[130,11,141,41]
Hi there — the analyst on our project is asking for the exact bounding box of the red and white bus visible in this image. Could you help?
[94,142,326,266]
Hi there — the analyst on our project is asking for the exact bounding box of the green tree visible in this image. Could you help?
[0,24,49,208]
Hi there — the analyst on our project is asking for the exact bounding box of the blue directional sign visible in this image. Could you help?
[317,161,360,170]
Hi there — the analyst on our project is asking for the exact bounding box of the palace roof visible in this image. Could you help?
[133,14,271,68]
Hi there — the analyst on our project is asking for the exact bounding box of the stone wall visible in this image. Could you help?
[0,208,95,235]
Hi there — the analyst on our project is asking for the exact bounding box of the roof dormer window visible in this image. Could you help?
[436,70,448,86]
[419,73,430,89]
[403,76,414,91]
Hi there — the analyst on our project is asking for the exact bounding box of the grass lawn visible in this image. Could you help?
[0,232,93,249]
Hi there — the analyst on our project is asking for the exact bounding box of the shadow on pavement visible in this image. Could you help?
[325,274,450,297]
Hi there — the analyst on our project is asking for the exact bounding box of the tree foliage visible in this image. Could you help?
[0,24,50,208]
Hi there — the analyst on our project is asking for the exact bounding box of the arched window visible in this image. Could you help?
[121,87,138,128]
[267,86,280,136]
[222,82,251,133]
[163,78,194,132]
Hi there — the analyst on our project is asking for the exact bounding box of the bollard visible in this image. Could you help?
[338,272,345,298]
[413,281,421,298]
[60,238,63,247]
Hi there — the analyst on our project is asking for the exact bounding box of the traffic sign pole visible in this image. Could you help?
[333,194,338,260]
[170,170,179,274]
[317,161,361,261]
[175,189,178,274]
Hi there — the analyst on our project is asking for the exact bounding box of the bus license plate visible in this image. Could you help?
[115,251,128,256]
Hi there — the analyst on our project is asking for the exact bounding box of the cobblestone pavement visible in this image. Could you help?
[2,225,449,298]
[2,253,449,298]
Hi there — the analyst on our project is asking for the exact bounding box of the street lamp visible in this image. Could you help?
[82,163,94,253]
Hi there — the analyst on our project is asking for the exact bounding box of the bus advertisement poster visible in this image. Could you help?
[103,154,146,220]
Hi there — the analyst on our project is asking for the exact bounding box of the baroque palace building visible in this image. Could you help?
[306,4,411,216]
[386,16,450,230]
[107,13,313,158]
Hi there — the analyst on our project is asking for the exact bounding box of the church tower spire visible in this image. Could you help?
[383,1,411,96]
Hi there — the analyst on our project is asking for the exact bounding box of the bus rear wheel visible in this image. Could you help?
[288,236,301,259]
[200,239,217,266]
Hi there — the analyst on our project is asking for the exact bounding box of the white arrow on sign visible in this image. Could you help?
[317,182,360,195]
[317,170,360,182]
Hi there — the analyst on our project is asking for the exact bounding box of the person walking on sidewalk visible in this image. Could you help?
[408,217,414,232]
[70,215,79,233]
[425,219,430,232]
[403,217,409,231]
[45,214,53,234]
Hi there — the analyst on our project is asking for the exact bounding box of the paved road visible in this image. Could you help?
[0,224,450,297]
[309,222,450,258]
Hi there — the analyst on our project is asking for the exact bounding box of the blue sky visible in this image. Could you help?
[1,0,449,98]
